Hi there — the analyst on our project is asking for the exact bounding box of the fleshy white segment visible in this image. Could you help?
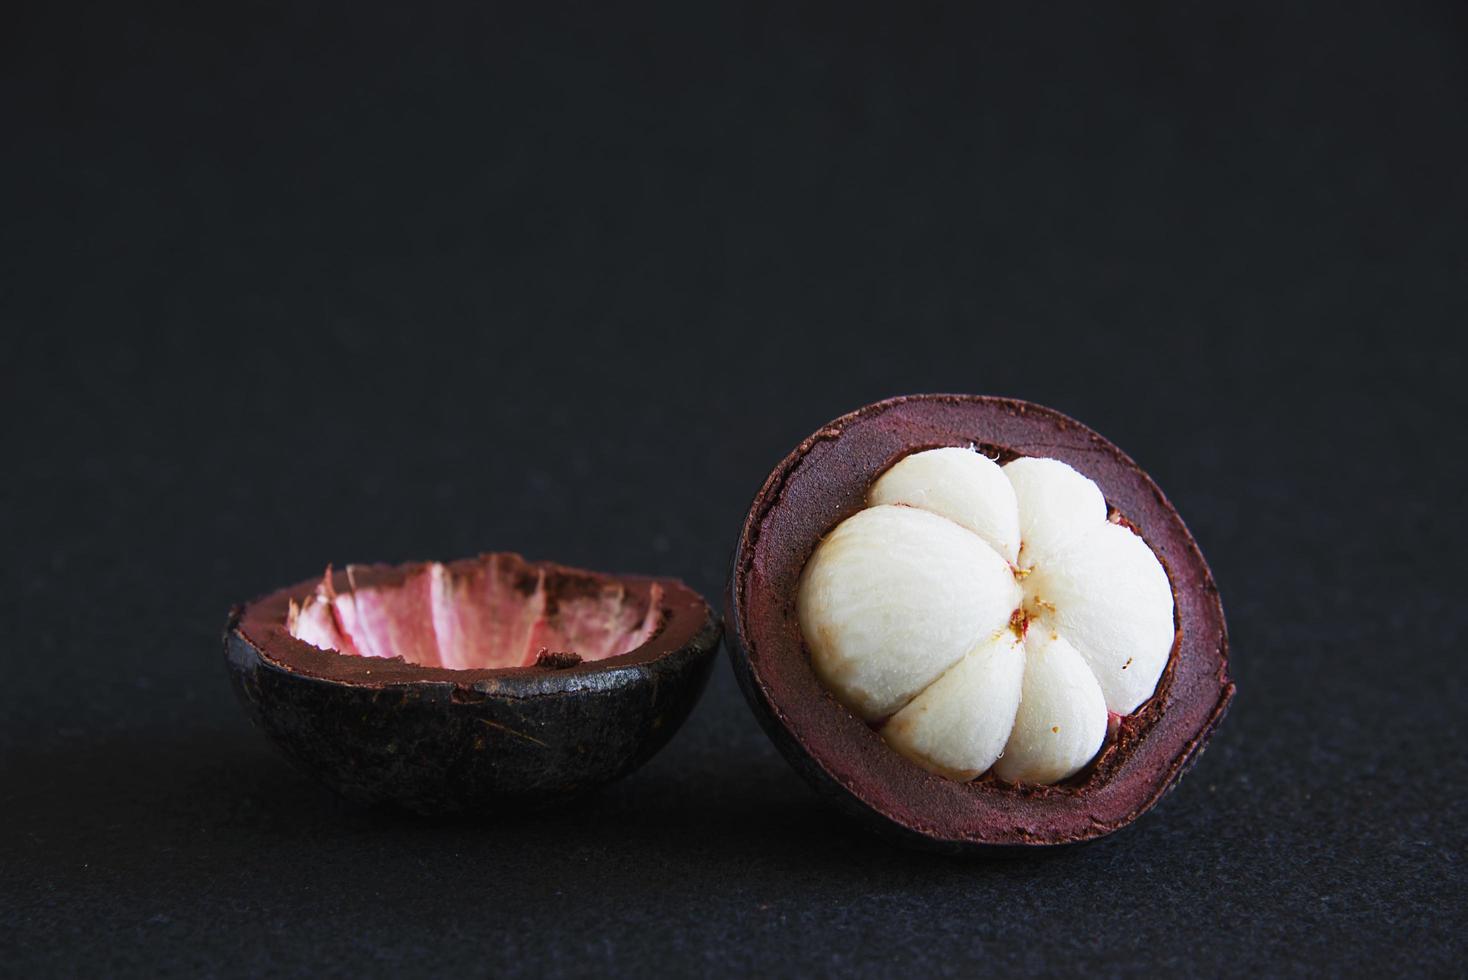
[797,505,1020,721]
[1003,457,1107,569]
[868,447,1022,563]
[796,450,1176,785]
[882,631,1025,779]
[1024,521,1175,714]
[992,630,1108,784]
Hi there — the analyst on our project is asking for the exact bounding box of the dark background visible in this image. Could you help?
[4,2,1465,976]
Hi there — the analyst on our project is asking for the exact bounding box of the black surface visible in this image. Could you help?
[3,2,1465,976]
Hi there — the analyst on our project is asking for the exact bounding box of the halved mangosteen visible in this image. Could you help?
[225,553,721,814]
[728,395,1234,851]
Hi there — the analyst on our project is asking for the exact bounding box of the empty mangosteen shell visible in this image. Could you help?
[225,559,722,815]
[728,394,1234,852]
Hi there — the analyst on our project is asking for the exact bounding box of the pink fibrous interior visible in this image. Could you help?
[285,555,663,669]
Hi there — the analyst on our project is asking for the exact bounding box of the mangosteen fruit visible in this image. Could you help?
[225,553,721,814]
[728,395,1234,851]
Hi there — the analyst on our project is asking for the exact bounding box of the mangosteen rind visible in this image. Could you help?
[727,394,1234,851]
[225,559,721,814]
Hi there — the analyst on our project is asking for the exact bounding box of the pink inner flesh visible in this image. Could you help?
[285,556,664,669]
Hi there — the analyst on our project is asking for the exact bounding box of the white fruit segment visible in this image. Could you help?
[795,450,1176,785]
[992,630,1109,784]
[1003,457,1108,569]
[882,631,1025,779]
[797,505,1021,721]
[1023,521,1175,714]
[868,448,1021,563]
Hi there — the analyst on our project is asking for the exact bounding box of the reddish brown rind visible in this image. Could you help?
[226,555,721,814]
[728,395,1233,851]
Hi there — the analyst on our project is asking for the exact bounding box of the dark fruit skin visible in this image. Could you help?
[225,560,721,815]
[728,395,1234,853]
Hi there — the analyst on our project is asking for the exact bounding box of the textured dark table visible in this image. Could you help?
[4,3,1465,976]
